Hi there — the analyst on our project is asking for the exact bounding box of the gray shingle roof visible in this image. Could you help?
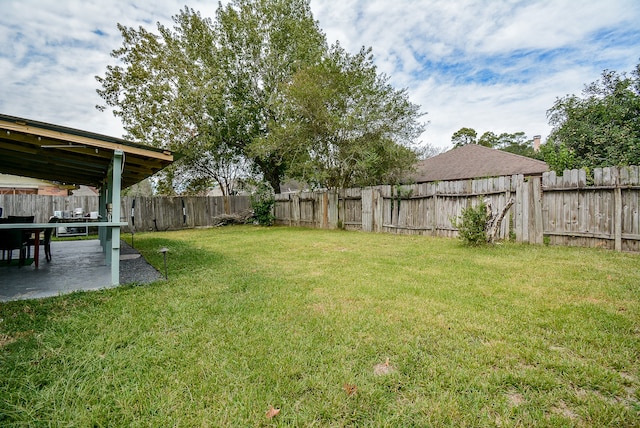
[412,144,548,183]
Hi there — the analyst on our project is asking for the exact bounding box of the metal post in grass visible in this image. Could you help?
[131,198,136,249]
[159,247,169,280]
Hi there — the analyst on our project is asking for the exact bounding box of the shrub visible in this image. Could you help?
[453,200,488,246]
[250,182,275,226]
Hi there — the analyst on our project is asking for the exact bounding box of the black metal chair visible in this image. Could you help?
[7,215,34,251]
[0,228,28,266]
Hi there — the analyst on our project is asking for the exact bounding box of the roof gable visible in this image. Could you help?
[412,144,548,182]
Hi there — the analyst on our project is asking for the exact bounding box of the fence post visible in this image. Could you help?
[361,187,373,232]
[373,187,383,232]
[431,185,437,237]
[615,178,622,252]
[328,190,339,228]
[322,192,329,228]
[531,176,543,244]
[514,176,524,242]
[292,194,300,226]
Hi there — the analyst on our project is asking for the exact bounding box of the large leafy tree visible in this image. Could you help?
[97,0,425,194]
[96,8,245,196]
[547,62,640,168]
[213,0,326,192]
[260,43,425,190]
[96,1,326,194]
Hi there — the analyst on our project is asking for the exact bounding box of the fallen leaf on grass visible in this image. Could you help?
[343,383,358,396]
[266,405,280,419]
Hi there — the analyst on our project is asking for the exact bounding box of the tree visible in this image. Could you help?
[123,178,154,196]
[493,132,538,158]
[96,7,246,199]
[477,131,498,148]
[97,1,423,194]
[547,62,640,168]
[415,143,445,160]
[539,141,577,174]
[96,1,327,194]
[451,127,477,147]
[452,128,539,158]
[213,0,327,192]
[260,43,426,190]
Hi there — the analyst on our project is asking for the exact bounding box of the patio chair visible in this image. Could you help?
[8,215,35,255]
[27,216,59,262]
[0,228,28,266]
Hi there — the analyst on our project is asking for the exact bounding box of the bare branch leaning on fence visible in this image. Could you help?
[484,197,515,243]
[212,209,254,227]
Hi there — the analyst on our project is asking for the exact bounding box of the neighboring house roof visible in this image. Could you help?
[0,173,55,189]
[0,173,72,195]
[70,185,100,196]
[411,144,549,183]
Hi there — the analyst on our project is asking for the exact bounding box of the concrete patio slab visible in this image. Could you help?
[0,240,162,302]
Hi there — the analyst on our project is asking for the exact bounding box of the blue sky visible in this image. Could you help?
[1,0,639,150]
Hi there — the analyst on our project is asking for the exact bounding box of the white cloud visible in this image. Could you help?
[0,0,638,151]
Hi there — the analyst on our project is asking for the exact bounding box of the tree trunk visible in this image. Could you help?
[255,156,284,194]
[223,195,230,214]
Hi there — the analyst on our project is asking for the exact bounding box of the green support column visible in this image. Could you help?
[98,185,107,250]
[108,150,123,285]
[105,169,113,265]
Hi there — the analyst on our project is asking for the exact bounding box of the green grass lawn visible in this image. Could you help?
[1,226,639,427]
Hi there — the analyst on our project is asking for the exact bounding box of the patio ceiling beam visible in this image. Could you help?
[0,120,173,162]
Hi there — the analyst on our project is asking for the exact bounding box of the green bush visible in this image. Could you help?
[250,182,275,226]
[453,200,488,246]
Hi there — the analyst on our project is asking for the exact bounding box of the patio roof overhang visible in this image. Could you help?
[0,113,173,189]
[0,113,175,287]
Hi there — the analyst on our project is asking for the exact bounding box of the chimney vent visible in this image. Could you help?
[533,135,541,152]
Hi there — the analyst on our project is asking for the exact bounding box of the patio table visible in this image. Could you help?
[0,222,127,267]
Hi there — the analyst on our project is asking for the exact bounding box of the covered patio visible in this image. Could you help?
[0,113,174,297]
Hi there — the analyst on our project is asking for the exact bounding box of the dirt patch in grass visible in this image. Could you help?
[0,330,33,348]
[0,333,15,347]
[551,400,580,421]
[373,357,396,376]
[507,391,525,407]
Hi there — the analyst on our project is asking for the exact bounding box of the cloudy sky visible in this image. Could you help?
[1,0,639,151]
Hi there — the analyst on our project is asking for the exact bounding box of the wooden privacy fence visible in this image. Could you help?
[0,195,250,232]
[3,165,640,251]
[274,175,541,242]
[275,166,640,252]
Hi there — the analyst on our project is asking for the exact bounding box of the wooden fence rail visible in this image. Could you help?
[2,165,639,251]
